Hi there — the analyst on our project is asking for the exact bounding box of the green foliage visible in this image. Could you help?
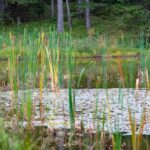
[113,133,122,150]
[110,4,150,27]
[0,119,35,150]
[6,0,38,4]
[0,0,149,26]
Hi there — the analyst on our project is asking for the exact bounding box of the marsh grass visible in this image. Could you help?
[128,108,146,150]
[0,23,150,149]
[5,27,75,131]
[1,23,149,60]
[67,35,76,129]
[0,118,37,150]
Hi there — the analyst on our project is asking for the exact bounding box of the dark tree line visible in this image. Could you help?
[0,0,150,32]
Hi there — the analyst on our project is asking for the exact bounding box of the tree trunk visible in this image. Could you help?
[57,0,64,32]
[77,0,82,19]
[85,0,91,30]
[66,0,72,30]
[0,0,5,22]
[50,0,54,19]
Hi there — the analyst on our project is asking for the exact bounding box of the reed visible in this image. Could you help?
[1,23,150,149]
[128,108,146,150]
[67,34,75,129]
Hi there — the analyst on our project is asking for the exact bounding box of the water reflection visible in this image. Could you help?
[64,58,139,88]
[0,57,150,89]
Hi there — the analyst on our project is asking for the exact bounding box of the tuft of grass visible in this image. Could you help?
[128,108,146,150]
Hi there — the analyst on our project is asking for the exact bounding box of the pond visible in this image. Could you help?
[0,57,149,89]
[0,57,150,149]
[0,57,140,88]
[69,57,139,88]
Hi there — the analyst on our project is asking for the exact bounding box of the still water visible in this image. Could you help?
[60,57,149,89]
[0,57,149,89]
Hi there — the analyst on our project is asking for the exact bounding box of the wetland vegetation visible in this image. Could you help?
[0,0,150,149]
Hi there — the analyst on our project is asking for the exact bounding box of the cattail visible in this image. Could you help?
[136,65,144,90]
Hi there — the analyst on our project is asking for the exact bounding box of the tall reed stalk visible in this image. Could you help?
[66,33,75,129]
